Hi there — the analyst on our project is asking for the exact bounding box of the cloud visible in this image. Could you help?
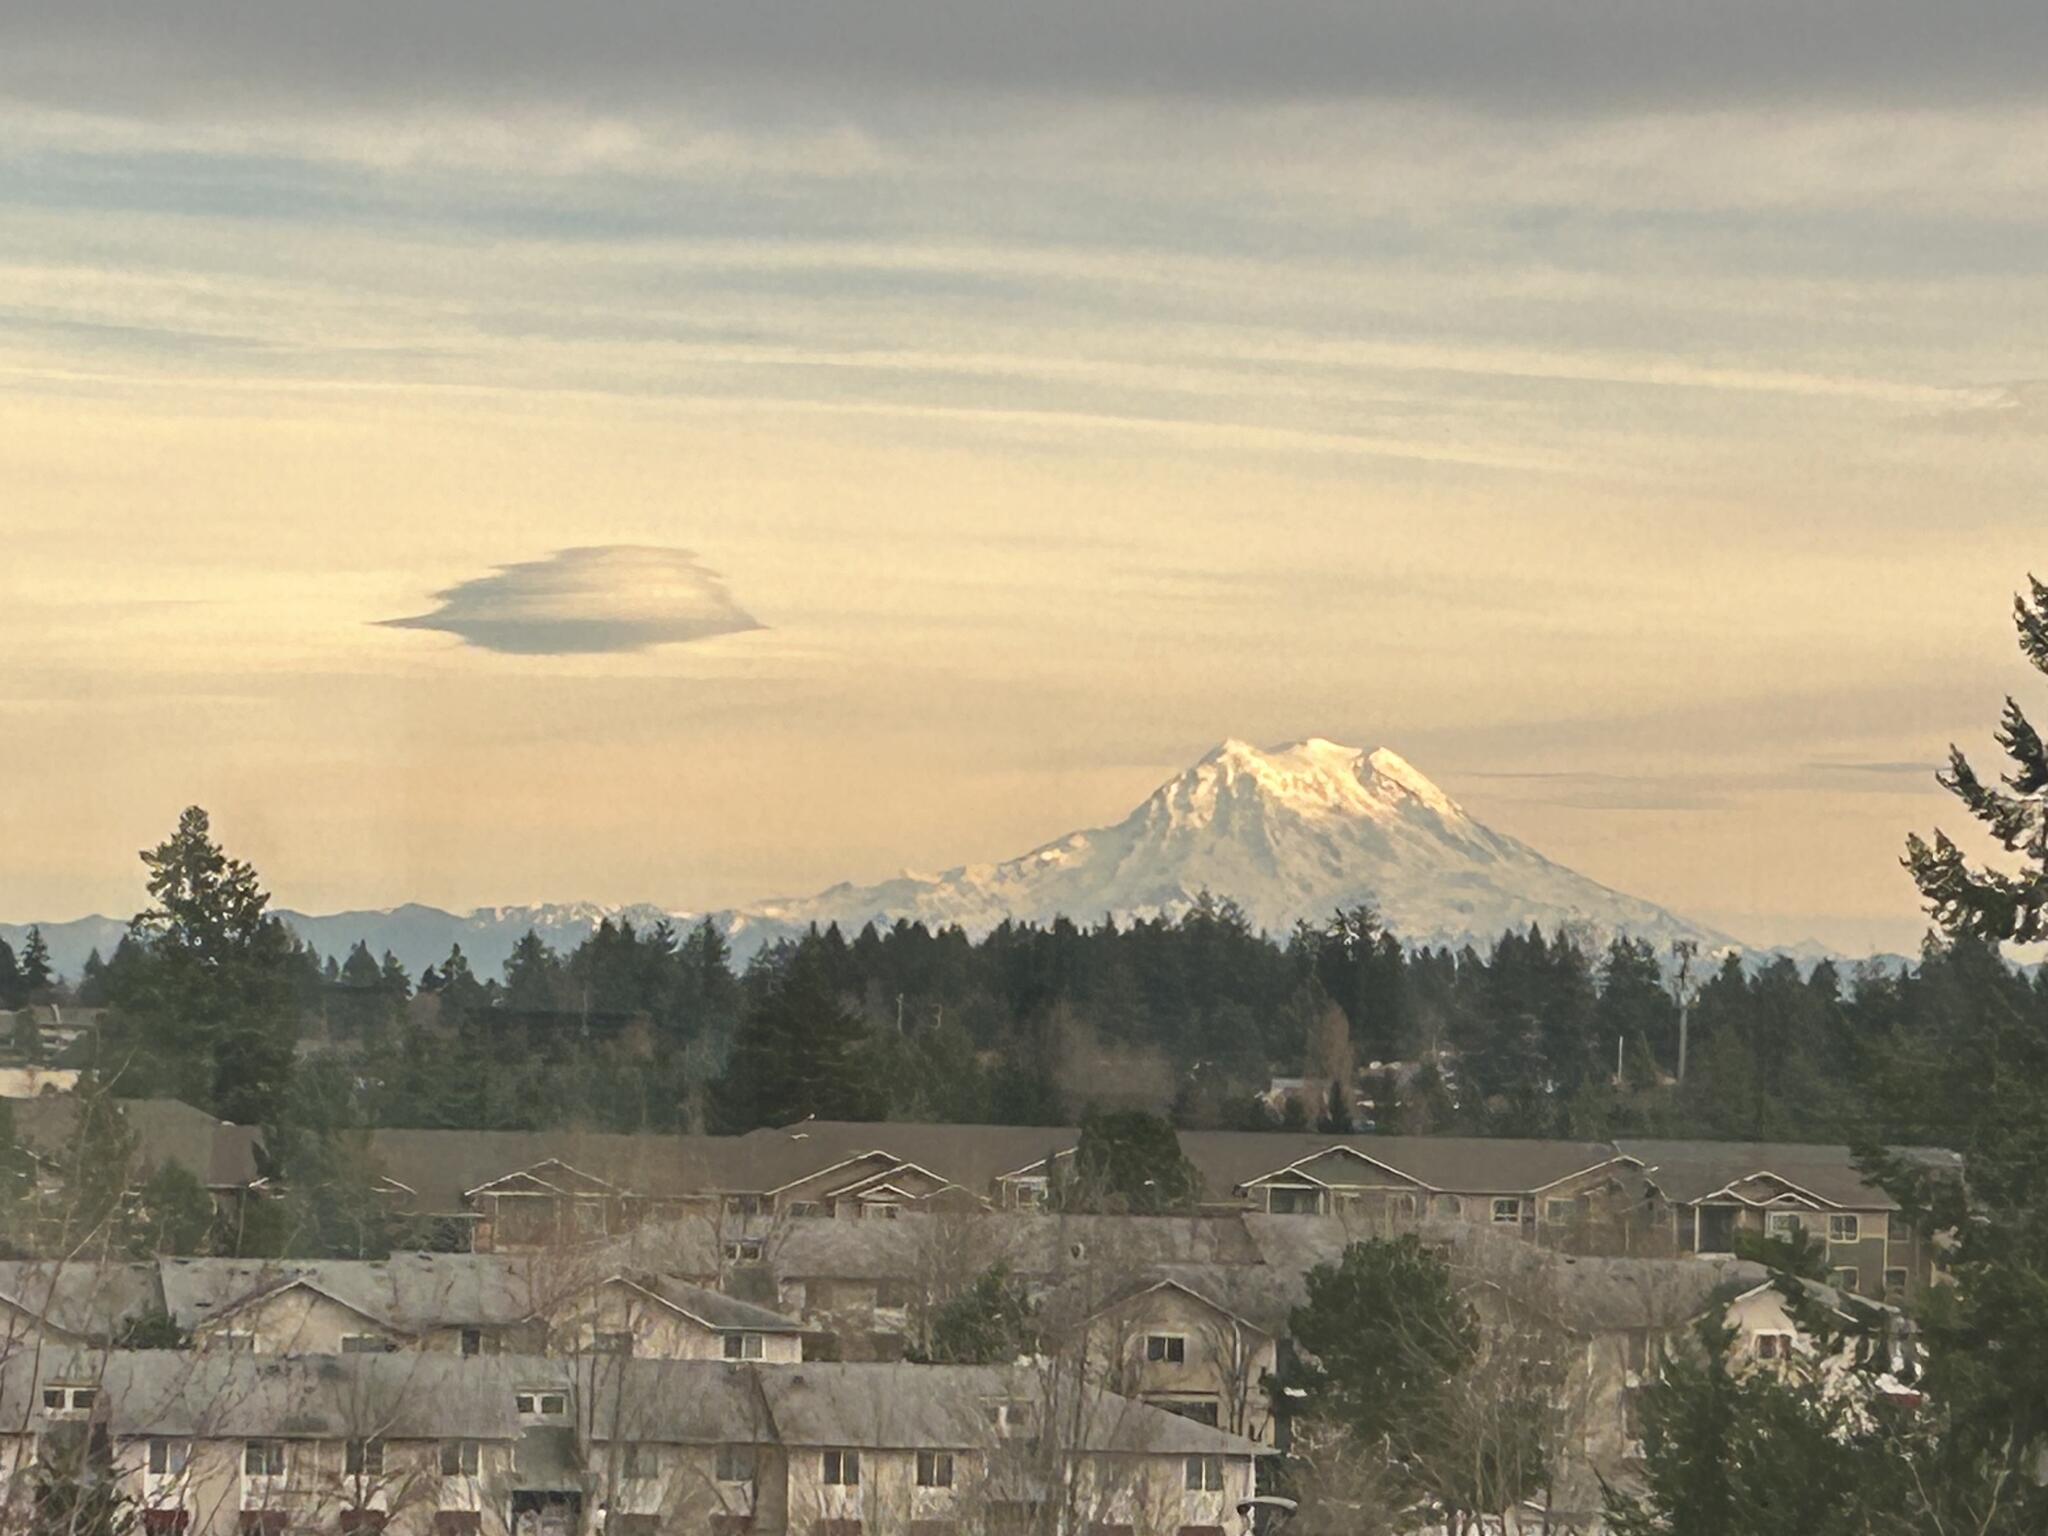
[380,546,763,655]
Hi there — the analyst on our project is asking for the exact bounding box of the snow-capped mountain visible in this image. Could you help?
[3,739,1736,980]
[730,738,1733,954]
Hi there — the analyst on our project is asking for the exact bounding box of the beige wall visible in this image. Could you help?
[104,1434,516,1536]
[193,1286,404,1355]
[1085,1287,1279,1444]
[546,1279,802,1363]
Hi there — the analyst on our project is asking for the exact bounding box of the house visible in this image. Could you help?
[4,1096,265,1222]
[1182,1132,1651,1245]
[539,1274,804,1362]
[156,1255,804,1363]
[1616,1139,1954,1300]
[0,1353,1267,1536]
[1074,1274,1284,1443]
[751,1361,1267,1536]
[0,1351,523,1536]
[0,1259,160,1364]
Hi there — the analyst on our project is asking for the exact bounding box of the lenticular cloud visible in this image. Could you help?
[380,545,763,655]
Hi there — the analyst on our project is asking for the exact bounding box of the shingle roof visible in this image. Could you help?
[1616,1140,1907,1209]
[1179,1131,1632,1200]
[0,1260,159,1341]
[631,1275,803,1333]
[762,1211,1261,1283]
[5,1351,522,1440]
[5,1096,262,1189]
[751,1362,1266,1457]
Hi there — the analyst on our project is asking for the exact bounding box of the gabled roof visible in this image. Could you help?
[588,1274,804,1334]
[1617,1140,1917,1211]
[0,1260,159,1342]
[1180,1132,1635,1200]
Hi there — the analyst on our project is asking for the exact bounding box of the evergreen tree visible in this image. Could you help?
[103,807,300,1123]
[18,927,53,997]
[1058,1108,1200,1214]
[710,934,880,1132]
[0,936,20,1009]
[1905,574,2048,941]
[1274,1235,1478,1445]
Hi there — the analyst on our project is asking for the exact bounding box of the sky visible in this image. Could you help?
[3,3,2046,955]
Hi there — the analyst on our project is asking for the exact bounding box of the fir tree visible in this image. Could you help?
[18,926,53,997]
[1906,573,2048,941]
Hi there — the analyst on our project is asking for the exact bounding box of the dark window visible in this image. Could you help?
[1184,1456,1223,1492]
[439,1441,481,1477]
[916,1451,954,1488]
[345,1439,384,1476]
[432,1515,482,1536]
[716,1444,756,1484]
[244,1441,286,1477]
[460,1328,485,1357]
[1145,1335,1187,1364]
[822,1449,861,1486]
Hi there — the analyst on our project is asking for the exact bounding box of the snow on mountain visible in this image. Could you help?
[731,738,1737,954]
[4,739,1738,981]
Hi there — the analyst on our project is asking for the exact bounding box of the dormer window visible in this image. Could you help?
[515,1390,568,1421]
[42,1386,95,1417]
[722,1332,765,1361]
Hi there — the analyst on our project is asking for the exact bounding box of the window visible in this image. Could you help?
[1828,1214,1861,1244]
[1150,1398,1220,1426]
[715,1444,756,1484]
[345,1439,385,1477]
[1884,1267,1910,1298]
[142,1514,190,1535]
[147,1438,189,1476]
[916,1451,955,1488]
[1544,1198,1579,1224]
[723,1332,766,1361]
[1012,1181,1046,1209]
[1491,1198,1522,1225]
[1624,1329,1650,1375]
[724,1240,764,1264]
[726,1195,762,1219]
[516,1391,568,1419]
[876,1279,913,1310]
[340,1334,394,1354]
[1266,1187,1319,1215]
[460,1328,485,1357]
[620,1443,655,1481]
[1833,1266,1860,1295]
[43,1386,95,1416]
[1145,1334,1188,1365]
[244,1441,286,1478]
[592,1331,635,1357]
[439,1440,481,1477]
[822,1449,862,1487]
[788,1201,824,1218]
[1435,1194,1463,1218]
[1184,1456,1224,1492]
[338,1514,387,1536]
[432,1515,482,1536]
[1754,1332,1792,1361]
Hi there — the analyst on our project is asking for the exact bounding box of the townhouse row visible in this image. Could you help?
[0,1352,1263,1536]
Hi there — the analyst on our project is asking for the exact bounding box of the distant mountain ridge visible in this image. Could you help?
[6,739,1753,981]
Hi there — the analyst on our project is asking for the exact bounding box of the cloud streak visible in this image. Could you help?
[380,545,763,655]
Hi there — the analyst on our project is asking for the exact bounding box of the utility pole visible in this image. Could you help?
[1672,939,1698,1082]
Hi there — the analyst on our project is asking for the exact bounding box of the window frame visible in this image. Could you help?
[916,1450,955,1488]
[1184,1455,1225,1492]
[439,1440,481,1478]
[345,1438,385,1478]
[1765,1211,1803,1240]
[243,1440,287,1478]
[1828,1213,1861,1244]
[1490,1197,1523,1225]
[715,1444,756,1485]
[1543,1197,1579,1224]
[1754,1331,1793,1361]
[822,1448,862,1487]
[723,1332,766,1361]
[147,1437,189,1476]
[1144,1333,1188,1365]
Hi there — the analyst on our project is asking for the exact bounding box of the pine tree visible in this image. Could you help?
[0,937,21,1010]
[18,927,53,997]
[1906,574,2048,941]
